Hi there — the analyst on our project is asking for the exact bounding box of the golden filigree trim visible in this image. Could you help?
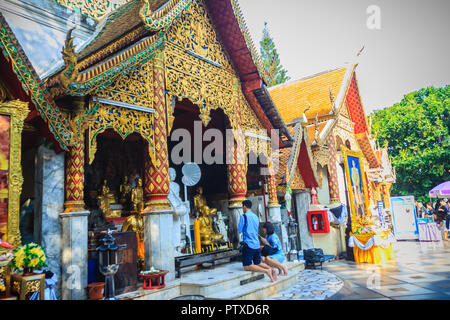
[0,100,29,248]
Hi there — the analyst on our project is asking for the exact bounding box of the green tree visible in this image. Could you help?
[371,85,450,203]
[260,22,290,87]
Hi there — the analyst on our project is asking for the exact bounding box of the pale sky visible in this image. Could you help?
[238,0,450,113]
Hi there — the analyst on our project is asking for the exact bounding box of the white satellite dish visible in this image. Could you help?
[181,162,201,201]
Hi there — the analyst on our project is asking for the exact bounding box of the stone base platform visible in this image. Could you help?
[117,260,305,300]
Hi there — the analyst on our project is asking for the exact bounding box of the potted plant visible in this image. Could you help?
[0,252,14,296]
[10,243,47,275]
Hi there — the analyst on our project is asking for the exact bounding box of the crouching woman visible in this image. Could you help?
[260,222,289,276]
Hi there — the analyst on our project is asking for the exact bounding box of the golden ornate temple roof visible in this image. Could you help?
[268,67,347,124]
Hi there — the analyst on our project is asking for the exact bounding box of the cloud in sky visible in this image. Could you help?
[238,0,450,112]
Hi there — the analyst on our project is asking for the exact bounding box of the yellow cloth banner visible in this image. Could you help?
[351,230,395,264]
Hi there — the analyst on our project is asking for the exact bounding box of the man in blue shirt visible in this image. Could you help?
[238,200,277,282]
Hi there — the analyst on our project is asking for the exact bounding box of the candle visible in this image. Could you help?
[194,219,201,254]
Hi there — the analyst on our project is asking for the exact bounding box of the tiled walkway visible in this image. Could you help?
[265,269,344,300]
[325,241,450,300]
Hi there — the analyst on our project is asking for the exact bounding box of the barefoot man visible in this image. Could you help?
[238,200,277,282]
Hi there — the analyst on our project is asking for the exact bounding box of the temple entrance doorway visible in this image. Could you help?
[168,99,233,256]
[85,129,146,225]
[84,129,148,293]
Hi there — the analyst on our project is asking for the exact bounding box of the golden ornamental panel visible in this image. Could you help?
[163,0,245,129]
[0,100,29,251]
[87,102,156,166]
[239,93,265,132]
[54,0,131,20]
[313,148,330,168]
[166,0,232,69]
[96,60,154,109]
[164,42,236,127]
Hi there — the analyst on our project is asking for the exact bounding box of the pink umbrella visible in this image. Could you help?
[429,181,450,198]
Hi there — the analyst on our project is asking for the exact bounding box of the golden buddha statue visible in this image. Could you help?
[100,179,118,204]
[98,179,120,218]
[119,176,131,206]
[131,177,144,213]
[193,187,223,246]
[121,211,145,270]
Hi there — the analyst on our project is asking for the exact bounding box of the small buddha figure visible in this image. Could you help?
[131,178,144,213]
[98,195,113,218]
[100,179,118,204]
[193,187,223,246]
[119,176,132,206]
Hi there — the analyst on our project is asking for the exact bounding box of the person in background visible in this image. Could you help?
[417,202,427,218]
[436,199,448,240]
[426,202,436,220]
[238,200,277,282]
[445,199,450,237]
[260,222,289,276]
[435,201,442,216]
[415,200,419,218]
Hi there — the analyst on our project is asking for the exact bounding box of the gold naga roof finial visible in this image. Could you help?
[301,100,311,127]
[357,45,365,57]
[60,28,79,90]
[329,85,337,115]
[314,112,320,141]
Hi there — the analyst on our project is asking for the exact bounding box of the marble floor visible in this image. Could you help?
[324,241,450,300]
[265,269,344,300]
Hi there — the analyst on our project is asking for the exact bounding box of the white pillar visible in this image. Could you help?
[267,204,282,222]
[143,209,175,281]
[294,191,314,250]
[59,211,89,300]
[34,145,64,299]
[228,205,243,248]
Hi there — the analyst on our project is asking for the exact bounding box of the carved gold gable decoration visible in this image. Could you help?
[239,93,270,159]
[87,102,156,166]
[164,0,238,129]
[167,0,231,69]
[88,61,156,165]
[96,60,154,108]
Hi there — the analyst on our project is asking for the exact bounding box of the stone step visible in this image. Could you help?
[117,260,305,300]
[118,280,182,300]
[207,264,304,300]
[180,261,304,297]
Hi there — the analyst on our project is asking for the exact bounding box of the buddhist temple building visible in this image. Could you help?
[0,0,324,300]
[269,63,396,258]
[0,0,396,300]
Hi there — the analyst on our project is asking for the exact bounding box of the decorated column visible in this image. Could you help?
[382,183,391,208]
[142,50,174,279]
[63,139,85,213]
[143,50,171,212]
[327,134,340,203]
[60,101,89,300]
[228,145,247,206]
[366,173,373,205]
[266,161,281,223]
[267,173,278,206]
[227,132,247,248]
